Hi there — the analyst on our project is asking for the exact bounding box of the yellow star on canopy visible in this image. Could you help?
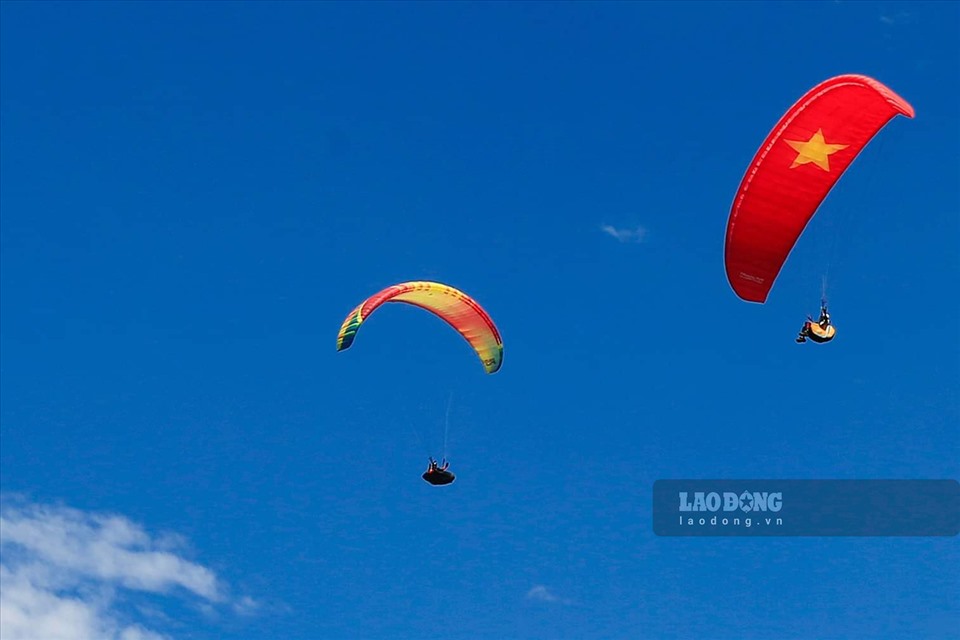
[785,129,849,171]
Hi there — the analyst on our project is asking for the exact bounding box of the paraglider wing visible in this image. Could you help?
[724,74,914,303]
[337,281,503,373]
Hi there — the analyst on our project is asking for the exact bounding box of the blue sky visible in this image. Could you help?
[1,1,957,638]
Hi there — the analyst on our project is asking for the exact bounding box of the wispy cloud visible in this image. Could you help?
[601,224,647,243]
[879,11,913,26]
[525,585,572,605]
[0,495,258,640]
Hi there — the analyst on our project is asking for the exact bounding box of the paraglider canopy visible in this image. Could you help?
[337,281,503,374]
[724,74,914,303]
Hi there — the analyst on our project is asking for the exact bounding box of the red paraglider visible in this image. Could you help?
[724,74,914,303]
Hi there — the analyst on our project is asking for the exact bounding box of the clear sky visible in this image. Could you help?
[1,2,957,639]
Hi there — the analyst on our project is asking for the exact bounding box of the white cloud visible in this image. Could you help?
[525,585,572,605]
[233,595,261,616]
[0,496,257,640]
[879,11,914,26]
[601,224,647,243]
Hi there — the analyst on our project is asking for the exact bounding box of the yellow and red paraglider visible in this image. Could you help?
[724,74,915,303]
[336,281,503,374]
